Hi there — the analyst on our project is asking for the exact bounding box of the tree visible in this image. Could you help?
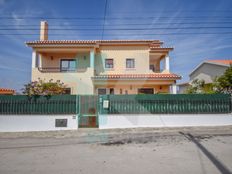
[186,79,205,94]
[22,79,67,96]
[213,65,232,95]
[186,79,216,94]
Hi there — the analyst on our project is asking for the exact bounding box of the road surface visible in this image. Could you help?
[0,126,232,174]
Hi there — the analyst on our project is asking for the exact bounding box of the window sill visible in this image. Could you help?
[125,68,136,71]
[105,68,115,71]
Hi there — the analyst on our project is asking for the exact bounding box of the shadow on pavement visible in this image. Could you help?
[179,132,231,174]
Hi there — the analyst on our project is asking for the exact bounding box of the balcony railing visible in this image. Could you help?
[37,67,88,73]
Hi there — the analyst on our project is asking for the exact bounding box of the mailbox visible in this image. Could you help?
[103,100,109,109]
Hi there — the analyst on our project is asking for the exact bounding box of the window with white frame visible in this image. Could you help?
[126,58,135,68]
[60,59,76,72]
[105,59,114,69]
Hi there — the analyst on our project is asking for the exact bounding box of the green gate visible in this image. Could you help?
[78,95,98,128]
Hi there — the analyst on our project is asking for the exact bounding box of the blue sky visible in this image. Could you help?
[0,0,232,92]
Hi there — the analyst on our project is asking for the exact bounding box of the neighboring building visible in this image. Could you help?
[26,21,181,95]
[177,59,232,94]
[177,82,190,94]
[189,60,232,83]
[0,88,15,95]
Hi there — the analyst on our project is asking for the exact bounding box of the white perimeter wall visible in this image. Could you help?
[1,114,232,132]
[99,114,232,129]
[0,115,77,132]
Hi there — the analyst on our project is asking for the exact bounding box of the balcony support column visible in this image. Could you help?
[164,55,170,72]
[38,54,42,68]
[32,50,37,68]
[90,49,95,68]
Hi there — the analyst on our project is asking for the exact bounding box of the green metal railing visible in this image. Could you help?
[0,94,231,115]
[99,94,232,114]
[0,95,77,115]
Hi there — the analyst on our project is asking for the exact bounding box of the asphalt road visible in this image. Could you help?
[0,126,232,174]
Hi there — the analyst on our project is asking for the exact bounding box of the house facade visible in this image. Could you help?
[26,21,181,95]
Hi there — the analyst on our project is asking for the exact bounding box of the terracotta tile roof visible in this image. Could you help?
[207,60,232,65]
[92,73,181,80]
[149,46,174,52]
[150,46,173,49]
[26,40,161,45]
[0,88,15,94]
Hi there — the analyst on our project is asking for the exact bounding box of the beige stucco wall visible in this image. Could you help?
[32,68,94,94]
[95,46,154,75]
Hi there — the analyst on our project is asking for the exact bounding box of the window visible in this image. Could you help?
[97,88,114,95]
[126,58,135,68]
[138,88,154,94]
[60,59,76,72]
[110,88,114,94]
[64,88,71,94]
[105,59,114,68]
[98,88,107,95]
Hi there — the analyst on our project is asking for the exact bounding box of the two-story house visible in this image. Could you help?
[26,21,181,95]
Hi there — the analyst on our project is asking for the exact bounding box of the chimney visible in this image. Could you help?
[40,21,48,40]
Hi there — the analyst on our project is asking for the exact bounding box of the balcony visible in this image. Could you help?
[149,64,163,73]
[37,67,88,73]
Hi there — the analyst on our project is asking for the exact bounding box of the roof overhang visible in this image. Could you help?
[92,74,181,81]
[149,47,174,54]
[26,40,163,48]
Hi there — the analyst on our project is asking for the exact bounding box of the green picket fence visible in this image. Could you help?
[99,94,232,114]
[0,95,77,115]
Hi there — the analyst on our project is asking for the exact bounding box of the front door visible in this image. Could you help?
[78,95,98,128]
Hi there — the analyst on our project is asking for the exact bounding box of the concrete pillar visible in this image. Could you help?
[171,84,177,94]
[164,55,170,72]
[32,50,37,68]
[90,49,95,68]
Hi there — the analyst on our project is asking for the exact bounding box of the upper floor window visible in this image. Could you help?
[105,59,114,69]
[60,59,76,72]
[126,58,135,68]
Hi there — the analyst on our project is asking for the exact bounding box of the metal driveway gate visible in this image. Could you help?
[78,95,98,128]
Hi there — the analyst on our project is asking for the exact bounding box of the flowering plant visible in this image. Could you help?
[22,78,66,96]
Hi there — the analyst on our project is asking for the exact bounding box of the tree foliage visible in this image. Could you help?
[22,79,66,96]
[213,65,232,94]
[186,79,216,94]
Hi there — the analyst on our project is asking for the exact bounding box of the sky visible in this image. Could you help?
[0,0,232,92]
